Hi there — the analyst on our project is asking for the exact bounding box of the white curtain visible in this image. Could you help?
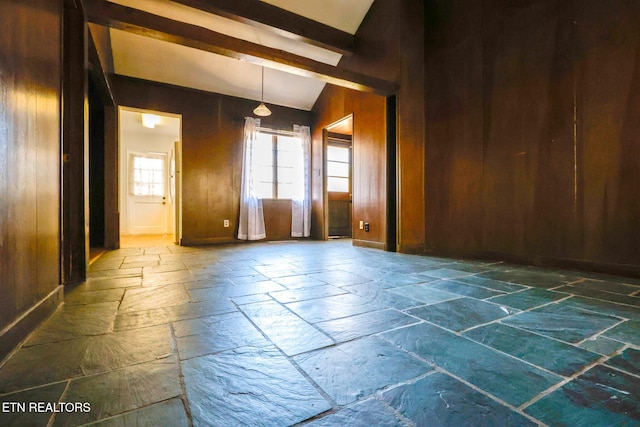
[238,117,266,240]
[291,125,311,237]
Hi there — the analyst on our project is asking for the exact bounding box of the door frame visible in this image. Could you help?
[323,114,354,240]
[118,106,182,243]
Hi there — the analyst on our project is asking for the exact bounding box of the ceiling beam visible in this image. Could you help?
[85,1,396,96]
[170,0,355,56]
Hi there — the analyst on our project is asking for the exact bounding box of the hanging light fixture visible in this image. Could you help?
[253,66,272,117]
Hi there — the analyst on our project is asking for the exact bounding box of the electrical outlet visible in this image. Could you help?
[359,221,364,230]
[364,222,370,232]
[223,219,230,227]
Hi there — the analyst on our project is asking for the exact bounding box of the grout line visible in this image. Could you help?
[169,323,194,427]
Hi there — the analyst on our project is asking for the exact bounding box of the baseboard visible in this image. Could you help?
[180,237,237,245]
[0,285,64,364]
[397,243,426,255]
[353,239,386,250]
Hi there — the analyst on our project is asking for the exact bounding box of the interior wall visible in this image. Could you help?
[119,121,177,236]
[424,0,640,273]
[111,76,312,245]
[0,0,64,360]
[312,86,387,248]
[312,0,425,252]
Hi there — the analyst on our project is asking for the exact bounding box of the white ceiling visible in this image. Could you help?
[120,108,181,137]
[108,0,375,111]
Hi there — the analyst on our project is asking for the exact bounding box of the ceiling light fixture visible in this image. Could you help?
[141,113,161,128]
[253,67,272,117]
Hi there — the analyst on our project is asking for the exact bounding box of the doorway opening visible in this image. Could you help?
[118,107,182,245]
[324,115,353,239]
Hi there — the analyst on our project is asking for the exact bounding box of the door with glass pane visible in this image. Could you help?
[127,151,168,235]
[327,141,352,237]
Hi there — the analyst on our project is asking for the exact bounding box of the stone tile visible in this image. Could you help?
[555,285,640,307]
[343,284,425,310]
[231,293,272,305]
[88,267,142,279]
[563,296,640,321]
[183,346,330,426]
[0,382,66,427]
[463,323,602,376]
[317,309,420,343]
[382,372,536,427]
[408,298,517,332]
[64,289,124,306]
[142,270,194,286]
[487,288,567,310]
[119,284,191,312]
[579,336,625,356]
[419,268,478,280]
[389,284,461,305]
[572,279,640,295]
[188,281,285,302]
[269,284,347,303]
[174,312,268,359]
[454,275,528,293]
[52,358,182,426]
[0,326,173,394]
[227,273,270,284]
[273,275,328,289]
[239,300,333,356]
[114,299,236,331]
[86,399,189,427]
[80,276,142,292]
[308,270,371,286]
[306,398,406,427]
[24,302,118,346]
[123,254,161,264]
[603,320,640,346]
[605,347,640,376]
[381,323,561,407]
[502,302,622,343]
[295,336,430,405]
[525,365,640,425]
[425,279,504,299]
[286,293,382,323]
[142,261,188,275]
[478,269,574,288]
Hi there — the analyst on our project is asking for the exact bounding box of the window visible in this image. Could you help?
[129,152,166,196]
[326,145,350,193]
[254,132,304,199]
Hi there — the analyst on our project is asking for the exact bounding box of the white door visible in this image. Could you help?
[127,151,168,235]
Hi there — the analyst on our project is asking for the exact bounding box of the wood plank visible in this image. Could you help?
[85,0,396,96]
[170,0,355,56]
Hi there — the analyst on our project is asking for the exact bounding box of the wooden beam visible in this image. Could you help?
[169,0,355,56]
[85,0,396,96]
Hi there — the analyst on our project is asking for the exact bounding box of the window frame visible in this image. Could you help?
[255,130,302,200]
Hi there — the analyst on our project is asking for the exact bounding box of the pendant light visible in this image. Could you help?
[253,66,272,117]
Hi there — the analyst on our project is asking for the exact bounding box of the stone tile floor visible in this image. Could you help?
[1,240,640,426]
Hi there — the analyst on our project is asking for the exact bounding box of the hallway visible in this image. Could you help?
[1,240,639,426]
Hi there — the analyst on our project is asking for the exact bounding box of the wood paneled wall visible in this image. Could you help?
[312,0,425,253]
[312,86,387,248]
[111,76,312,245]
[424,0,640,273]
[0,0,64,360]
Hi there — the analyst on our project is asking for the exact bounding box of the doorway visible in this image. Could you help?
[119,108,182,243]
[325,115,353,238]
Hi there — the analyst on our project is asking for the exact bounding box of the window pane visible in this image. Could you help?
[327,146,349,162]
[327,177,349,192]
[327,161,349,178]
[255,181,273,199]
[278,183,296,199]
[277,135,299,152]
[131,153,165,196]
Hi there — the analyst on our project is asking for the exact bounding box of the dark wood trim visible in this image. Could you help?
[85,1,396,96]
[62,6,89,284]
[103,105,119,249]
[170,0,354,56]
[0,286,63,364]
[386,95,397,252]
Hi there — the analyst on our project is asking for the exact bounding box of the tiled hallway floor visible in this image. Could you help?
[1,240,640,426]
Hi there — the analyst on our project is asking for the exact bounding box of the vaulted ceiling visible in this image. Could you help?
[88,0,392,111]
